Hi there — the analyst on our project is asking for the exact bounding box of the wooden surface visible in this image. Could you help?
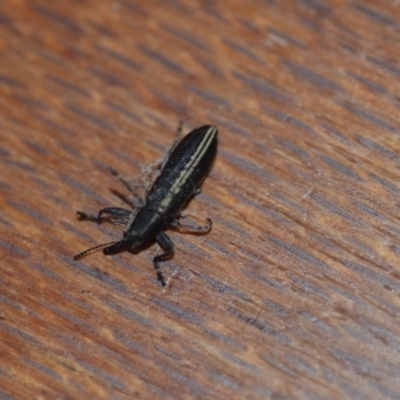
[1,1,400,399]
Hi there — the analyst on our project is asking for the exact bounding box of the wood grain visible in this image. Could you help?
[1,1,400,399]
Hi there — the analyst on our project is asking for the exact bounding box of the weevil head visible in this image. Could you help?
[103,232,143,255]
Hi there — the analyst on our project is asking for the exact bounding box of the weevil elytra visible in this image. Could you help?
[74,125,218,286]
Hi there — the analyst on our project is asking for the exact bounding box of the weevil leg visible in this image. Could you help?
[76,210,99,222]
[169,215,212,233]
[109,190,137,209]
[154,231,175,286]
[108,167,145,208]
[98,207,134,225]
[76,207,133,226]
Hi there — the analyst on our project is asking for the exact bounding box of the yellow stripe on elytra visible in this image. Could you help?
[141,126,217,232]
[164,126,216,202]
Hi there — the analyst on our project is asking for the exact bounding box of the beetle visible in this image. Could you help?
[74,124,218,286]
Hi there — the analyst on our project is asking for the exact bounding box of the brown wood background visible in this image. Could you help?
[1,1,400,399]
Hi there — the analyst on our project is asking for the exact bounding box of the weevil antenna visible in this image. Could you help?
[73,241,118,260]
